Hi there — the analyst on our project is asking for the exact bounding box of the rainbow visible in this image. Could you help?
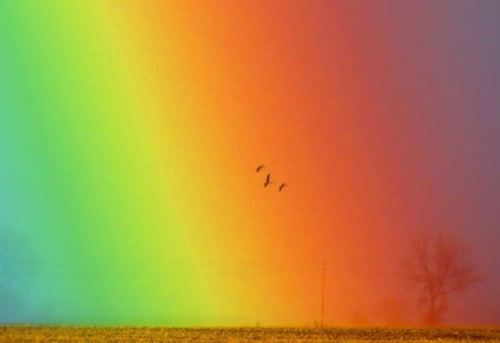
[0,1,498,326]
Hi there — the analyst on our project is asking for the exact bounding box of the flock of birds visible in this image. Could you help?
[256,164,288,192]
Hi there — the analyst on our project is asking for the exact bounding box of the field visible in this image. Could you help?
[0,327,499,342]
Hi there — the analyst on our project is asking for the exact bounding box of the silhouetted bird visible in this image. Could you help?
[264,174,273,187]
[279,183,288,192]
[256,165,265,173]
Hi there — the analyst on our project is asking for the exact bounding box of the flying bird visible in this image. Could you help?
[264,173,273,187]
[279,183,288,192]
[256,164,265,173]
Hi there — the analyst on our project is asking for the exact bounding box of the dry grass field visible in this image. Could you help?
[0,327,498,342]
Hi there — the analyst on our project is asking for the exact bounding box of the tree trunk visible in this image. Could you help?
[425,297,439,326]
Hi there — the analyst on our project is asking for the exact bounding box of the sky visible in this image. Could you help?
[0,0,499,326]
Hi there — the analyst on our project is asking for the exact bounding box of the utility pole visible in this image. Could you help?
[320,260,326,328]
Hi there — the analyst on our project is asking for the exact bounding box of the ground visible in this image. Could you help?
[0,327,498,342]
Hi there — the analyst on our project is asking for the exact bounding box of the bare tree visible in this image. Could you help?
[405,232,479,326]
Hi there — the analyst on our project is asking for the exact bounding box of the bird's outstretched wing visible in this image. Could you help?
[256,164,265,172]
